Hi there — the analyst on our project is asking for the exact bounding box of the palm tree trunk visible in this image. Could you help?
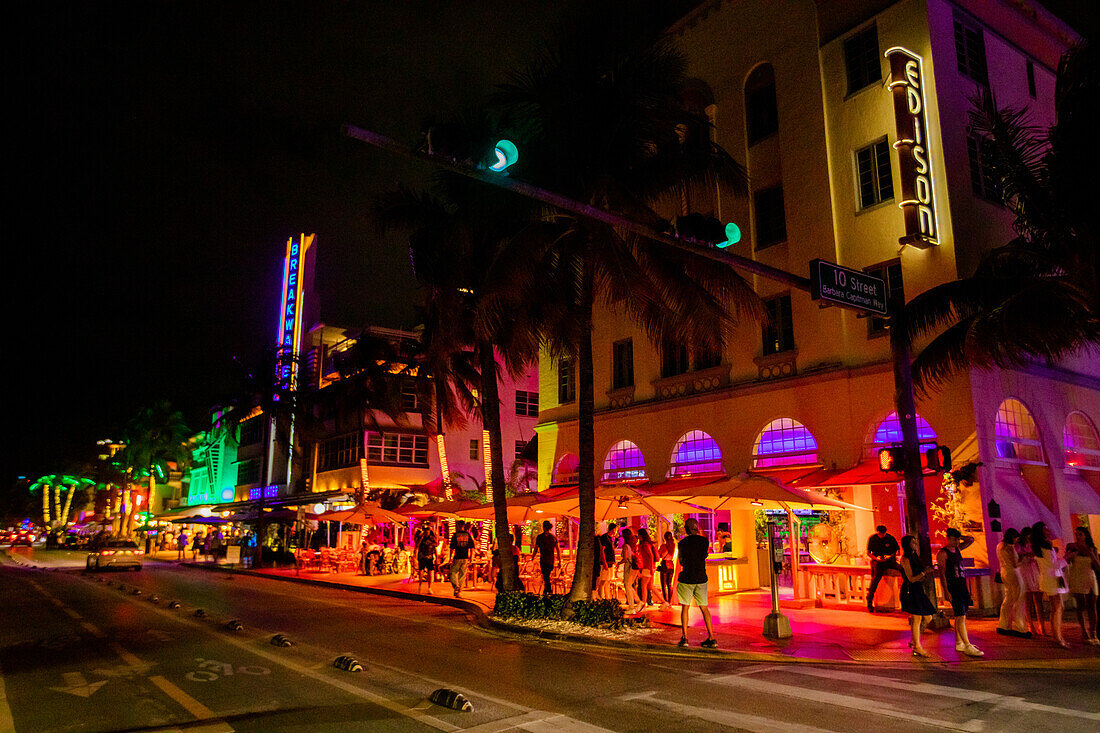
[479,340,517,591]
[42,486,50,526]
[52,485,61,528]
[566,256,597,605]
[60,487,75,528]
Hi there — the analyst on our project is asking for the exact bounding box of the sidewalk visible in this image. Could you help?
[172,555,1100,669]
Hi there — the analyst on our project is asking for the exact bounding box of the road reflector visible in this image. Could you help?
[429,688,473,712]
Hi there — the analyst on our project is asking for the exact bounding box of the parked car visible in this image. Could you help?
[86,539,143,571]
[10,530,35,546]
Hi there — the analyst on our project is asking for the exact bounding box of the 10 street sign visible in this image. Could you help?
[809,259,888,316]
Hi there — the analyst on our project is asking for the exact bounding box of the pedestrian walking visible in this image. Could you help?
[938,527,983,656]
[532,521,560,595]
[1017,526,1046,636]
[866,525,902,612]
[899,535,936,657]
[996,528,1030,637]
[657,530,676,610]
[448,520,475,598]
[1031,521,1069,647]
[176,530,188,561]
[191,531,203,560]
[1065,526,1099,644]
[675,517,716,648]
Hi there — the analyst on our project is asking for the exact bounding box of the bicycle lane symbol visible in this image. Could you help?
[185,658,270,683]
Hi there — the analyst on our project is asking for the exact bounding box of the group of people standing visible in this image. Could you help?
[997,523,1099,647]
[591,521,676,614]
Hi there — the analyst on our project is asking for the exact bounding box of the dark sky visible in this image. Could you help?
[8,1,573,482]
[7,1,1092,485]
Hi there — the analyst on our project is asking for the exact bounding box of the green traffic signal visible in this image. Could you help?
[489,140,518,172]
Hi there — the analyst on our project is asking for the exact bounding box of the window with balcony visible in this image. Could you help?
[612,339,634,389]
[762,294,794,355]
[745,64,778,145]
[661,340,689,378]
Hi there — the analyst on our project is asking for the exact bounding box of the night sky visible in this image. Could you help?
[7,2,1093,485]
[9,1,573,483]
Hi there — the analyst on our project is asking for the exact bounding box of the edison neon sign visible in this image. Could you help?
[276,233,315,382]
[885,47,938,248]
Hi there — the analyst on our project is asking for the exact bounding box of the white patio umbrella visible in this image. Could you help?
[654,473,867,512]
[457,493,558,524]
[536,485,711,522]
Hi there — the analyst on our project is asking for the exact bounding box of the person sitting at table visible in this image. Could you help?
[866,525,903,613]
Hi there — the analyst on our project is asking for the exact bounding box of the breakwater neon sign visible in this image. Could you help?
[276,233,315,381]
[885,47,938,248]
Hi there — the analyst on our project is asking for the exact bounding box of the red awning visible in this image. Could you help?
[787,462,901,488]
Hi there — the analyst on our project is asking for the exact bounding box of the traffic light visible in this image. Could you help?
[488,140,518,173]
[719,222,742,248]
[878,446,906,473]
[925,445,952,472]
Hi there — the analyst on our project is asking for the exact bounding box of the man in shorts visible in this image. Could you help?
[675,518,717,648]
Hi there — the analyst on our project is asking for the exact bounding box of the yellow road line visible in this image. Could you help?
[148,675,232,731]
[107,641,144,668]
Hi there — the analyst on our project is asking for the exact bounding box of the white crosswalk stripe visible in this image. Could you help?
[619,691,832,733]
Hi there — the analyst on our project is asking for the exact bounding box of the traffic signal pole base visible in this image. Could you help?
[763,612,792,639]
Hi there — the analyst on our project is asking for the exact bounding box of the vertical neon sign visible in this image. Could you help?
[276,233,315,384]
[885,47,938,248]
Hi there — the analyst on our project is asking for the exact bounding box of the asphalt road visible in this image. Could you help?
[1,553,1098,732]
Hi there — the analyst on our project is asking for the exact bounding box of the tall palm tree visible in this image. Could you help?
[116,401,190,536]
[494,1,759,604]
[906,43,1099,392]
[381,117,542,591]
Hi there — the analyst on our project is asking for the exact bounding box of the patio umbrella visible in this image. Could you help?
[396,499,482,518]
[536,485,709,522]
[315,504,407,525]
[457,493,557,524]
[653,472,867,511]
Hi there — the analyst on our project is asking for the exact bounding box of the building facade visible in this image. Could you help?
[535,0,1097,587]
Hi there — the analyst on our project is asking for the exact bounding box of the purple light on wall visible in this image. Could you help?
[874,411,937,444]
[602,440,647,482]
[753,418,818,468]
[670,431,723,476]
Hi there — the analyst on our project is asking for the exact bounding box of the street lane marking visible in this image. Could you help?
[148,673,232,730]
[0,666,16,733]
[108,640,146,668]
[620,690,831,733]
[62,607,82,619]
[49,671,107,698]
[784,667,1100,722]
[700,673,985,732]
[80,621,107,638]
[460,711,615,733]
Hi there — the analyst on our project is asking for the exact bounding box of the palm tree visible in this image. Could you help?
[381,118,542,591]
[29,474,94,529]
[906,43,1099,392]
[116,401,190,536]
[494,2,759,604]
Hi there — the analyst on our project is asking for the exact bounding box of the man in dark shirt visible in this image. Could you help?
[866,525,902,612]
[675,518,717,648]
[448,521,475,598]
[595,522,618,600]
[532,520,561,595]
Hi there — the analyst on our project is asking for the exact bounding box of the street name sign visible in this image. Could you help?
[809,259,888,316]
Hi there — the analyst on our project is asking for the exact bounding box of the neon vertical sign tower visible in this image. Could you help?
[265,233,316,490]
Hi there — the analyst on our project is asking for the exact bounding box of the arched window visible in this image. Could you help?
[602,441,647,483]
[753,418,818,468]
[1064,412,1100,470]
[994,398,1045,464]
[868,411,937,457]
[745,64,778,145]
[669,431,723,476]
[553,453,579,485]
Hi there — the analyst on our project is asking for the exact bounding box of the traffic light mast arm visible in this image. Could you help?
[344,124,811,292]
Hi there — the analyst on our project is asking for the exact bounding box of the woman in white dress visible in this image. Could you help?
[1065,526,1099,645]
[996,529,1028,636]
[1016,526,1045,637]
[1031,521,1068,648]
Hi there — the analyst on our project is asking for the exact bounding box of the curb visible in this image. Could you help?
[167,562,1100,671]
[178,561,490,626]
